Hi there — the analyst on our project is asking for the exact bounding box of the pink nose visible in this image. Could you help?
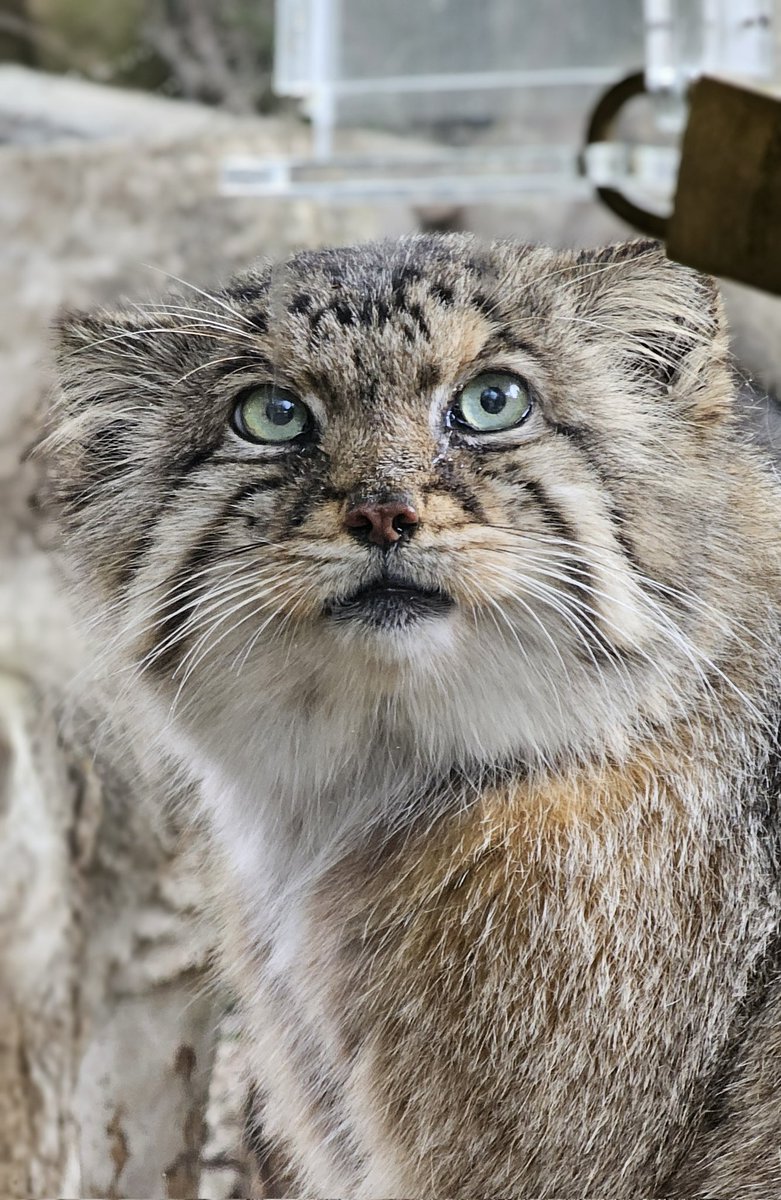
[344,499,419,548]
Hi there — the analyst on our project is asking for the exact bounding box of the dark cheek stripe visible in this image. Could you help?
[550,422,662,589]
[427,460,486,521]
[111,437,293,593]
[102,442,224,594]
[113,529,157,594]
[283,474,338,530]
[142,475,283,679]
[143,515,233,680]
[229,475,290,511]
[522,477,579,548]
[519,477,617,664]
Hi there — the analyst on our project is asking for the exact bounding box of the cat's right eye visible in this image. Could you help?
[232,385,312,444]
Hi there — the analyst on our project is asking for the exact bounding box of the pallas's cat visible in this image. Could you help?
[47,237,781,1197]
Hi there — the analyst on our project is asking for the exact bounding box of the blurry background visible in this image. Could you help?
[1,3,781,1199]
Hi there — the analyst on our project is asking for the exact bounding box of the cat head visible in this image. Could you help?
[44,235,771,785]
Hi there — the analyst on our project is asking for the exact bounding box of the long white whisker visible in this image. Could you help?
[141,264,258,327]
[172,568,303,687]
[458,562,574,695]
[478,537,760,724]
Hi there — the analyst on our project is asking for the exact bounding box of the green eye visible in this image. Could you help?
[452,372,532,433]
[232,385,311,444]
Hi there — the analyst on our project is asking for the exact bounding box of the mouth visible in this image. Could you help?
[324,577,455,630]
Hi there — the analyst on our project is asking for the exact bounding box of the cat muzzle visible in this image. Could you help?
[324,576,454,629]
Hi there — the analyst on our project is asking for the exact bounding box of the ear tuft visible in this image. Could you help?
[53,306,166,367]
[53,308,103,352]
[570,242,731,423]
[576,238,663,268]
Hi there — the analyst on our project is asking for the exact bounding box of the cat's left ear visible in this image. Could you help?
[570,240,732,424]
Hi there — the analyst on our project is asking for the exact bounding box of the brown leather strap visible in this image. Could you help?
[582,71,669,240]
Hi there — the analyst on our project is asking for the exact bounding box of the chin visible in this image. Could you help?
[326,606,460,668]
[322,577,459,665]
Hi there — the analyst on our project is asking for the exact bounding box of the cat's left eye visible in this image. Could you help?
[232,385,311,444]
[451,371,532,433]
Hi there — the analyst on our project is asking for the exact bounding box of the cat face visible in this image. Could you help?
[47,235,757,779]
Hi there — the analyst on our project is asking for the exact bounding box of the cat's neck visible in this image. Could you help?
[180,680,760,924]
[172,702,424,897]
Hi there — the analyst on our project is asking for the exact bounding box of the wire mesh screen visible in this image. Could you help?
[239,0,779,201]
[336,0,643,82]
[277,0,644,147]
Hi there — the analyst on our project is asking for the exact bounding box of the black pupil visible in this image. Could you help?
[266,396,296,426]
[480,386,508,415]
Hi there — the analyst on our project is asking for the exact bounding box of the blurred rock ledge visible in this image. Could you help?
[0,62,263,144]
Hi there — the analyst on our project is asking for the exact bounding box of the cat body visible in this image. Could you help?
[47,236,781,1196]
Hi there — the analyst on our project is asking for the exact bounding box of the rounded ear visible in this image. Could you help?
[45,294,248,594]
[52,305,190,403]
[45,309,156,512]
[570,240,732,424]
[42,304,202,580]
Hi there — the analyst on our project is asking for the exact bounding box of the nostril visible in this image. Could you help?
[344,498,419,547]
[391,506,418,536]
[344,509,373,534]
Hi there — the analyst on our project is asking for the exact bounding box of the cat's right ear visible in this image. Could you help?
[55,307,116,355]
[52,306,176,409]
[44,306,186,552]
[47,309,150,500]
[42,304,210,595]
